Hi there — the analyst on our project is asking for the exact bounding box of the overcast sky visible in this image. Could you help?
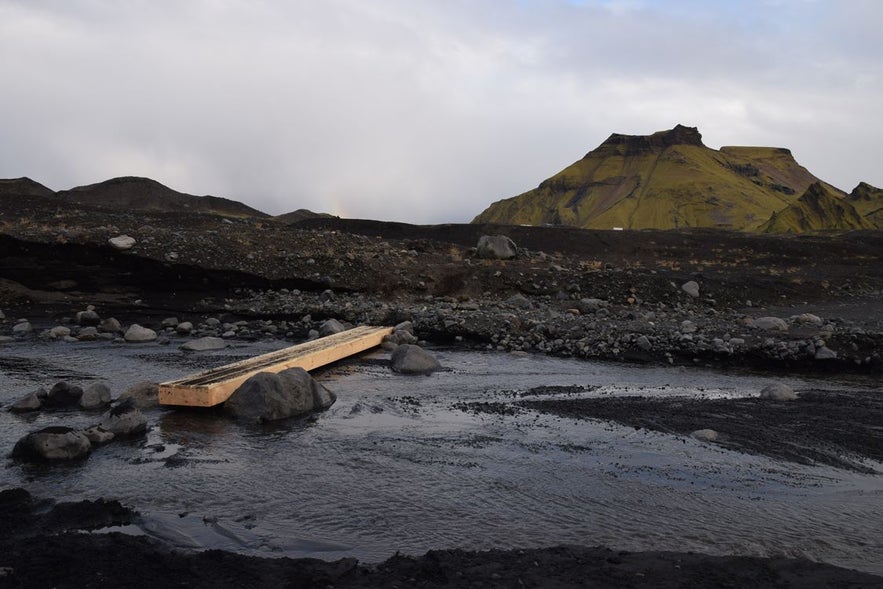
[1,0,881,222]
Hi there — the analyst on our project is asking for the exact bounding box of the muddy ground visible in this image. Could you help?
[1,196,882,587]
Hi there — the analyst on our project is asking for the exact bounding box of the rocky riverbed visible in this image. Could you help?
[1,199,882,586]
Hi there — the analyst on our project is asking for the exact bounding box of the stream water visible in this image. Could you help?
[1,339,881,574]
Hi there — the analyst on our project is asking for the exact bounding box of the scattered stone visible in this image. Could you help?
[76,309,101,326]
[635,335,652,351]
[681,281,700,298]
[815,346,838,360]
[224,368,336,423]
[12,427,92,461]
[77,327,98,341]
[162,317,180,328]
[691,429,719,442]
[99,400,147,436]
[505,294,532,309]
[47,326,72,339]
[577,298,607,313]
[476,235,517,260]
[108,235,136,250]
[12,321,32,335]
[176,321,194,335]
[124,324,157,343]
[98,317,122,333]
[319,319,346,337]
[82,426,115,445]
[180,336,227,352]
[759,383,798,401]
[10,392,43,413]
[117,381,159,409]
[751,317,788,332]
[390,344,442,375]
[795,313,824,326]
[44,382,84,409]
[79,383,112,410]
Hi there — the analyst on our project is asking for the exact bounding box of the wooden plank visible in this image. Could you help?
[158,325,393,407]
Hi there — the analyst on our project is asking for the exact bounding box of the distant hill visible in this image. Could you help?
[0,177,56,198]
[760,182,873,233]
[847,182,883,229]
[56,176,269,218]
[472,125,855,232]
[274,209,336,224]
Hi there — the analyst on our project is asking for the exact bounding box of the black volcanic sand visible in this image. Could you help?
[501,387,883,473]
[2,490,881,589]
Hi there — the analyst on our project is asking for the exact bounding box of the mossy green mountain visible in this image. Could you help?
[472,125,875,232]
[760,182,873,233]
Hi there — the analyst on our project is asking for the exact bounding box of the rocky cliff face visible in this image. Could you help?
[760,182,874,233]
[847,182,883,228]
[472,125,861,232]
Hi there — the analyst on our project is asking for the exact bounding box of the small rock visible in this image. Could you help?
[82,426,115,445]
[681,281,700,298]
[635,335,652,351]
[815,346,838,360]
[76,310,101,326]
[752,317,788,332]
[577,298,607,313]
[118,381,159,409]
[12,321,32,335]
[10,392,44,413]
[124,324,157,343]
[47,325,72,339]
[319,319,346,337]
[108,235,136,250]
[180,336,228,352]
[176,321,194,335]
[98,317,122,333]
[759,383,798,401]
[12,427,92,461]
[390,344,442,375]
[691,429,719,442]
[80,383,112,410]
[99,400,147,436]
[162,317,180,328]
[78,326,99,341]
[44,382,84,408]
[795,313,824,326]
[505,294,532,309]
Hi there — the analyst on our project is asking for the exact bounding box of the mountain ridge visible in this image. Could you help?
[472,125,868,232]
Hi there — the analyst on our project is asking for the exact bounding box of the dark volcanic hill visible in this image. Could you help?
[56,176,268,218]
[0,177,55,198]
[472,125,860,232]
[274,208,336,224]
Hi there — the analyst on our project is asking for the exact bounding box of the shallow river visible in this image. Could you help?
[1,339,881,575]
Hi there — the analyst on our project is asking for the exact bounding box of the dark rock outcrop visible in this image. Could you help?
[224,368,336,423]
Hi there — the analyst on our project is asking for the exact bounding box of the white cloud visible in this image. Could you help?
[0,0,881,222]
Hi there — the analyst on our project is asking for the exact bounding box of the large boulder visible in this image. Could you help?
[390,344,442,375]
[124,324,157,343]
[117,381,159,408]
[476,235,517,260]
[99,399,147,436]
[224,368,336,423]
[12,427,92,461]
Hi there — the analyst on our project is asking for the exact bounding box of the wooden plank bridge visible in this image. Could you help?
[158,325,393,407]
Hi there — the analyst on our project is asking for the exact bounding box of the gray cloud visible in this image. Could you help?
[1,0,880,222]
